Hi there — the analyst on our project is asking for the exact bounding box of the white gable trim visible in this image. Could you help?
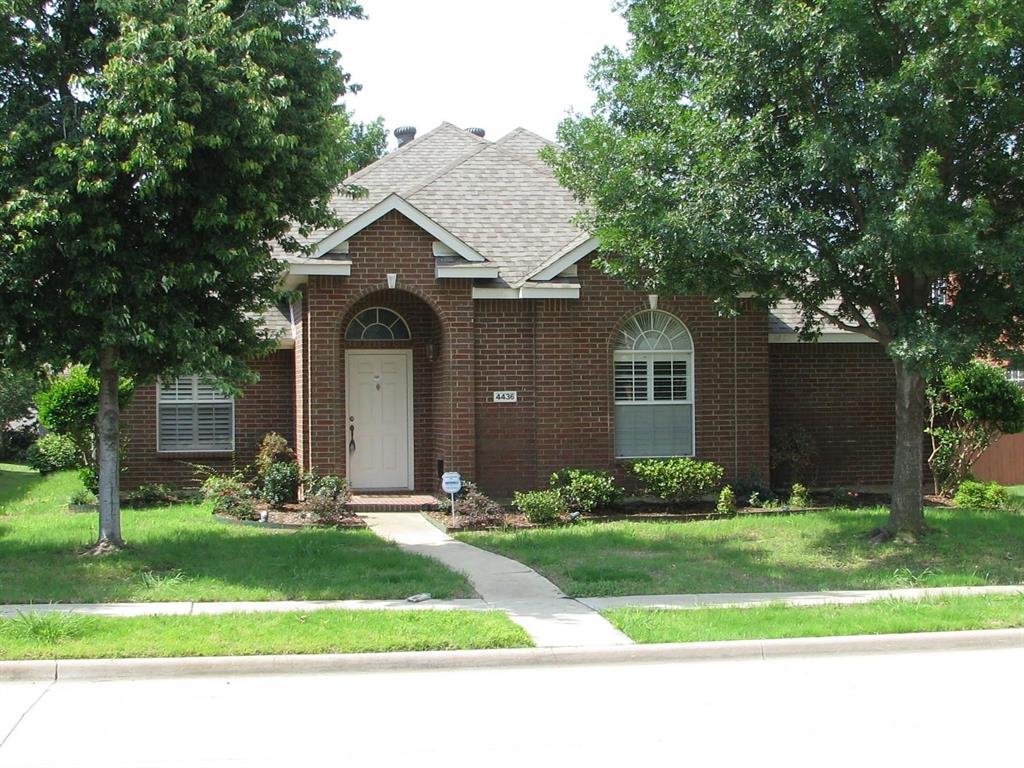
[526,236,600,282]
[312,193,486,262]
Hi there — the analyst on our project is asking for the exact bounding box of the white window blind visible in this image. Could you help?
[157,376,234,452]
[614,311,695,458]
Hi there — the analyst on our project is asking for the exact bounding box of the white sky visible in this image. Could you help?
[328,0,630,147]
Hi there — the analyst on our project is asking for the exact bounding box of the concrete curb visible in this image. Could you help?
[2,628,1020,683]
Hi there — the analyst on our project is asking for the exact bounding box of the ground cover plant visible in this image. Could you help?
[0,465,472,603]
[0,609,531,660]
[603,594,1024,644]
[459,507,1024,596]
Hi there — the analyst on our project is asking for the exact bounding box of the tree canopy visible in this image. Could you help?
[0,0,369,547]
[549,0,1024,536]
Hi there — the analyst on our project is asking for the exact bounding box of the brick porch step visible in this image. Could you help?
[347,494,440,513]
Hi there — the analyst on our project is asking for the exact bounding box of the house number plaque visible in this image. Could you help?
[493,391,518,403]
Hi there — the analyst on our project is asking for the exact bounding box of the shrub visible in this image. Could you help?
[513,489,565,525]
[303,471,350,503]
[549,468,623,514]
[953,480,1009,510]
[439,481,506,527]
[126,483,178,507]
[201,473,258,520]
[302,493,349,525]
[78,465,98,494]
[34,365,133,466]
[733,470,773,506]
[68,487,97,506]
[261,461,299,506]
[770,425,818,485]
[788,483,812,508]
[25,433,80,473]
[715,485,736,515]
[631,458,724,503]
[255,432,296,477]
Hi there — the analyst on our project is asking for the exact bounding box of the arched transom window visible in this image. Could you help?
[345,307,411,341]
[614,310,694,458]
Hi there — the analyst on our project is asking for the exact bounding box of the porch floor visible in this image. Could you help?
[347,494,440,512]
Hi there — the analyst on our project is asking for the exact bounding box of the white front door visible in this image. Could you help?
[346,351,413,490]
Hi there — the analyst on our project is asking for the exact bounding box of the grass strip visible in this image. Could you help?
[603,594,1024,644]
[459,509,1024,596]
[0,609,532,660]
[0,466,473,602]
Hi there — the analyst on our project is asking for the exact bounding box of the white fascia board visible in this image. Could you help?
[471,287,520,299]
[519,283,581,299]
[527,236,600,282]
[769,332,875,344]
[436,264,501,279]
[276,337,296,350]
[473,284,581,300]
[287,260,352,276]
[312,194,486,262]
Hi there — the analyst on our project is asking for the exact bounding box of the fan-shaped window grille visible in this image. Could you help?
[613,310,694,458]
[345,308,411,341]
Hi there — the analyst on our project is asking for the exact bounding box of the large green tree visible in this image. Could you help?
[0,0,367,550]
[550,0,1024,538]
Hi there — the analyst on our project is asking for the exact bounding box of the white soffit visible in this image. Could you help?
[436,264,501,279]
[769,332,875,344]
[312,193,486,262]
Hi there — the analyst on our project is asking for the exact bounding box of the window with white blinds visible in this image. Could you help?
[157,376,234,452]
[614,310,695,458]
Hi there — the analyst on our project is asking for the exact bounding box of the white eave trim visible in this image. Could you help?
[312,193,486,262]
[280,258,352,276]
[473,284,581,300]
[526,236,600,282]
[436,264,501,279]
[276,337,296,350]
[769,332,876,344]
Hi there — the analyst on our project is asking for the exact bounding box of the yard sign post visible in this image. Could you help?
[441,472,462,526]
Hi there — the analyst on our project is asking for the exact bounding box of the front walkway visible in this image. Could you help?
[360,513,633,647]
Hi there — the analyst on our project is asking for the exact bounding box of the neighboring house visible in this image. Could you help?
[121,122,900,495]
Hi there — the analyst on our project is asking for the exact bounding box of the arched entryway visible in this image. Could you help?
[340,290,448,491]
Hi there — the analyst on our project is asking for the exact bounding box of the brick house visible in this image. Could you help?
[121,123,900,495]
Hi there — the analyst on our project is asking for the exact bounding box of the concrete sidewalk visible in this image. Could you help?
[360,512,633,647]
[580,584,1024,611]
[3,584,1018,622]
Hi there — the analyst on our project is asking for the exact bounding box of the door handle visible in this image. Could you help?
[349,424,356,453]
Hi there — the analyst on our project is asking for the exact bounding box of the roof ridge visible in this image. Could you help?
[398,141,492,199]
[493,126,558,149]
[344,123,478,186]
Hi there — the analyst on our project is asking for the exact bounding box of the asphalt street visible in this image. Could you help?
[1,646,1021,767]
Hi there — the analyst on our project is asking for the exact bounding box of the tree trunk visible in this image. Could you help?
[95,345,124,550]
[886,359,928,538]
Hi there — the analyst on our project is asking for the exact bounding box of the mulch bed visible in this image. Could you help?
[216,502,366,529]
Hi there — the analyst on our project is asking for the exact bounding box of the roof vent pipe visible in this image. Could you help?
[467,127,485,138]
[394,126,417,147]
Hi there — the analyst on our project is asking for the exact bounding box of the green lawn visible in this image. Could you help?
[0,464,473,603]
[604,594,1024,644]
[1008,485,1024,498]
[0,609,530,660]
[458,508,1024,596]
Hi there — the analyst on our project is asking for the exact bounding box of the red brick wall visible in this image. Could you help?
[472,259,772,496]
[769,342,895,487]
[295,210,475,490]
[121,350,295,489]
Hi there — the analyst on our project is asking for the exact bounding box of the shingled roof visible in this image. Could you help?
[275,122,591,288]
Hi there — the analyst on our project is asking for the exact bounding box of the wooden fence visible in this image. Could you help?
[972,433,1024,486]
